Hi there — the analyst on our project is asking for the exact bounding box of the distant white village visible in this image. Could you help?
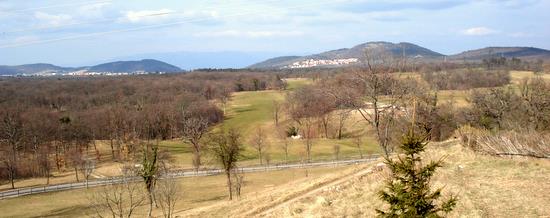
[1,70,167,77]
[285,58,358,68]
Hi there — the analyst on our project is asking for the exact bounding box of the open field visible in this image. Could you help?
[510,70,550,84]
[178,140,550,218]
[285,78,313,90]
[0,78,379,191]
[161,85,379,167]
[165,77,376,168]
[0,165,353,218]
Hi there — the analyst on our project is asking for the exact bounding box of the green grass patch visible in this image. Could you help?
[157,77,380,168]
[0,166,353,218]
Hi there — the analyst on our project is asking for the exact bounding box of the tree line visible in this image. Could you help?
[0,71,286,188]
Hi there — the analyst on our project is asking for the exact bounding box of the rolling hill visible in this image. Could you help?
[250,42,550,69]
[312,41,444,59]
[88,59,181,73]
[0,63,73,76]
[0,59,181,76]
[249,41,445,69]
[116,51,289,70]
[448,47,550,61]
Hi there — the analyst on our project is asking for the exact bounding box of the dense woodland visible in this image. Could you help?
[0,71,286,187]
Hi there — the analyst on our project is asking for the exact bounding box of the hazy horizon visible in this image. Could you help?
[1,0,549,66]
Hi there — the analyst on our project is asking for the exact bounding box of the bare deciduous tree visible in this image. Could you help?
[220,86,232,115]
[349,48,409,157]
[67,148,83,182]
[232,169,245,199]
[209,129,242,200]
[276,127,290,163]
[180,115,209,172]
[287,86,327,162]
[250,127,267,165]
[333,144,340,161]
[353,135,364,159]
[273,100,281,126]
[38,143,52,184]
[335,107,351,139]
[301,118,315,162]
[89,176,146,218]
[80,157,95,188]
[156,178,182,218]
[1,109,24,189]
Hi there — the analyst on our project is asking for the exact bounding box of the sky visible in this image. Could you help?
[0,0,549,67]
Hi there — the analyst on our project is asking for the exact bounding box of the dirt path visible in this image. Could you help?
[246,165,377,217]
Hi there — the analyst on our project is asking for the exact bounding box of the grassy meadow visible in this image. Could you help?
[0,165,353,218]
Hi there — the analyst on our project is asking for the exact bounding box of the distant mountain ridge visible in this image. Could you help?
[250,42,550,69]
[313,41,444,59]
[3,43,550,74]
[448,47,550,61]
[116,51,289,70]
[0,59,182,76]
[249,41,445,69]
[88,59,180,73]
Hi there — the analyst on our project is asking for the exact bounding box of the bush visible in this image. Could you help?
[286,126,299,137]
[422,69,510,90]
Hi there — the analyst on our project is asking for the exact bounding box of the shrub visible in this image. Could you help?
[286,126,299,137]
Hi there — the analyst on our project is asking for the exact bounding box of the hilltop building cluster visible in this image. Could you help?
[286,58,358,68]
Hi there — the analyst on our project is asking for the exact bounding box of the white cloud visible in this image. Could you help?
[121,9,175,23]
[34,12,74,27]
[194,30,304,38]
[78,2,111,19]
[461,27,497,36]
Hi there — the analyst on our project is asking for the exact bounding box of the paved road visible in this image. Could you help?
[0,156,380,200]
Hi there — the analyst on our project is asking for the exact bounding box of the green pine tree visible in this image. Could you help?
[376,132,457,217]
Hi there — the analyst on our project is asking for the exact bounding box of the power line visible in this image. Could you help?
[0,0,339,49]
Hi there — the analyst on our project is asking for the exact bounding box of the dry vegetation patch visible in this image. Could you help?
[182,140,550,218]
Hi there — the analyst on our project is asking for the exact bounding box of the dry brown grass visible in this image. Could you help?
[175,164,373,217]
[0,166,351,217]
[458,127,550,159]
[179,140,550,218]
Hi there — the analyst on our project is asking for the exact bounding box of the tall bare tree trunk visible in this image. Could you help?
[192,144,201,173]
[110,138,115,160]
[74,167,79,182]
[226,171,233,200]
[147,190,154,218]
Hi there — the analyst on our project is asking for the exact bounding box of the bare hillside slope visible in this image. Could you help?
[178,140,550,217]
